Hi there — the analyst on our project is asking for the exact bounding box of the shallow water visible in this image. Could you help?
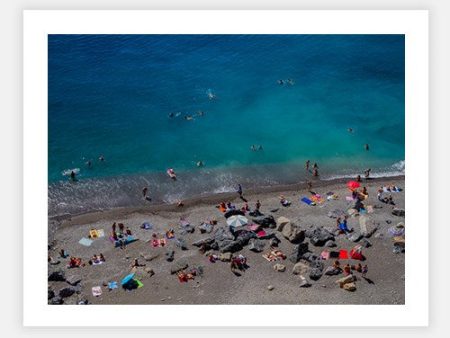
[48,34,405,215]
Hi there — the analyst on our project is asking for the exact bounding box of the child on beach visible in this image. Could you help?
[361,265,368,278]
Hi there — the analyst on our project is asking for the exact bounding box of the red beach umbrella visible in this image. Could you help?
[347,180,360,190]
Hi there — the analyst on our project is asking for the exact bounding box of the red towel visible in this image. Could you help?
[339,250,349,259]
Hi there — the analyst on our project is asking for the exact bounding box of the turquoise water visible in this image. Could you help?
[48,35,404,215]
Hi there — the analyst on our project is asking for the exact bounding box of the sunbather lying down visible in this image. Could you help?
[263,248,286,261]
[279,195,291,207]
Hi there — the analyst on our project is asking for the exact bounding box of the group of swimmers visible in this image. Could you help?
[168,110,205,121]
[67,155,105,181]
[277,78,295,86]
[250,144,263,152]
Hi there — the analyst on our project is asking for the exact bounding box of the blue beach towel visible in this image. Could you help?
[301,197,315,206]
[108,281,118,290]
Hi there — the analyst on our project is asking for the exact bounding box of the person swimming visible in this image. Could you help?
[168,112,175,118]
[196,160,204,167]
[364,143,370,151]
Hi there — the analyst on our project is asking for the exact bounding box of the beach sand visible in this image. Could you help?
[48,176,405,305]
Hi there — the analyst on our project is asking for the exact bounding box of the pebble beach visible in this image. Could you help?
[48,175,405,305]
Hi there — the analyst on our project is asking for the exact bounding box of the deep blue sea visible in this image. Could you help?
[48,34,405,215]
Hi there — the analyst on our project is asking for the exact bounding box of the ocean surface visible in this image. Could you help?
[48,34,405,216]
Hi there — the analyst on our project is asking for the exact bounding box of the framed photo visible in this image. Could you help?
[23,10,428,327]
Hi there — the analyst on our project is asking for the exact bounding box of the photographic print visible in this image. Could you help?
[47,33,406,305]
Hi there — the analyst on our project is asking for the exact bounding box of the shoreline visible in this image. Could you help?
[51,174,404,227]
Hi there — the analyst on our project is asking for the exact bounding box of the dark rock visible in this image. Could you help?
[392,208,405,217]
[235,230,257,246]
[58,287,76,298]
[252,215,276,228]
[170,260,188,274]
[48,270,65,282]
[325,240,337,248]
[386,220,392,224]
[289,243,309,263]
[249,210,264,217]
[198,223,214,234]
[269,236,281,247]
[219,240,243,253]
[50,296,64,305]
[180,224,195,234]
[309,268,323,281]
[324,266,342,276]
[192,237,215,247]
[302,252,319,263]
[48,289,55,300]
[165,250,175,262]
[248,238,266,252]
[270,208,279,213]
[175,238,189,250]
[214,228,234,242]
[224,209,245,218]
[310,259,324,271]
[306,226,335,246]
[66,275,82,286]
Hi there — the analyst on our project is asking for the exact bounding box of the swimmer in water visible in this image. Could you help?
[99,155,105,162]
[86,160,92,168]
[258,145,263,151]
[347,128,353,133]
[196,111,205,117]
[196,161,204,167]
[364,143,370,151]
[250,145,256,151]
[305,160,310,171]
[168,112,175,118]
[184,115,194,121]
[277,79,284,85]
[286,78,295,85]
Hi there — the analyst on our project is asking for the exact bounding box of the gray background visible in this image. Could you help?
[1,0,448,337]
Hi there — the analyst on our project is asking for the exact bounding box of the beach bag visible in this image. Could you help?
[350,245,364,260]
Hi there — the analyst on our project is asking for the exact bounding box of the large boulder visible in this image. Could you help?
[175,238,189,250]
[50,296,64,305]
[214,228,234,242]
[309,268,323,281]
[281,223,305,243]
[305,226,335,246]
[276,216,291,231]
[219,240,243,253]
[58,287,76,298]
[392,208,405,217]
[252,215,276,228]
[48,270,65,282]
[65,275,82,286]
[273,263,286,272]
[192,237,215,247]
[224,209,245,218]
[235,230,257,246]
[269,236,281,247]
[289,243,309,263]
[324,266,342,276]
[198,223,214,234]
[248,238,266,252]
[292,262,310,275]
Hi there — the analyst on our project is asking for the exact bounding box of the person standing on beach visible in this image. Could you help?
[142,187,148,199]
[70,170,77,182]
[237,184,243,197]
[364,168,371,179]
[255,200,261,211]
[361,265,368,278]
[305,160,310,171]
